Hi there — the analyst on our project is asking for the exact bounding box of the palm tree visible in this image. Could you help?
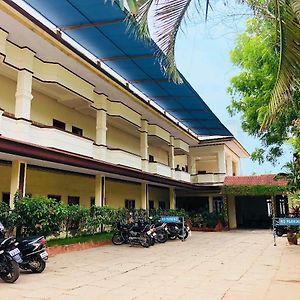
[122,0,300,127]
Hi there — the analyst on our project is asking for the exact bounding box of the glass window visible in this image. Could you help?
[213,197,223,214]
[158,201,166,209]
[72,126,83,136]
[2,193,10,206]
[48,195,61,202]
[53,119,66,130]
[125,199,135,209]
[68,196,80,206]
[149,200,154,210]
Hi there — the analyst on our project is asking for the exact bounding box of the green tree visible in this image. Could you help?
[227,18,300,164]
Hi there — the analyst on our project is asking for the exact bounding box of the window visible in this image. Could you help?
[2,193,10,206]
[90,197,95,207]
[213,197,223,214]
[48,195,61,202]
[149,155,155,162]
[68,196,80,206]
[72,126,83,136]
[158,201,166,209]
[53,119,66,130]
[125,199,135,209]
[149,200,154,210]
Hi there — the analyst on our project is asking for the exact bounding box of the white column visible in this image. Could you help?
[140,119,148,172]
[95,174,105,206]
[96,110,107,145]
[208,195,214,213]
[169,136,175,178]
[227,156,233,176]
[141,182,148,210]
[169,187,176,209]
[15,70,33,119]
[187,155,196,175]
[217,149,226,174]
[0,29,8,55]
[0,108,4,134]
[10,161,27,208]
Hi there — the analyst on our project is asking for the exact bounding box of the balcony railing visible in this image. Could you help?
[191,173,226,184]
[149,161,171,177]
[175,170,190,182]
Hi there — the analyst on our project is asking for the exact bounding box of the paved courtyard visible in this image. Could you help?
[1,230,300,300]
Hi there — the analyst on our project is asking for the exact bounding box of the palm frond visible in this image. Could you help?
[153,0,194,83]
[291,0,300,22]
[262,0,300,129]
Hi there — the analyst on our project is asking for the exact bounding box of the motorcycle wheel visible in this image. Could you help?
[150,236,155,246]
[139,234,151,248]
[112,232,125,245]
[156,231,168,243]
[276,227,284,237]
[178,229,189,240]
[0,256,20,283]
[29,256,46,273]
[168,234,177,240]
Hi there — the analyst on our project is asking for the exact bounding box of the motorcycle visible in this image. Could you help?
[0,225,20,283]
[167,222,190,240]
[112,222,152,248]
[0,222,48,273]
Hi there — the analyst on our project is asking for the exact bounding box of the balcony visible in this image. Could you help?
[149,162,171,177]
[175,170,190,182]
[107,148,141,170]
[191,173,225,185]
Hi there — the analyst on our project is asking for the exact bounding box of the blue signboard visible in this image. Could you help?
[278,218,300,226]
[160,216,180,223]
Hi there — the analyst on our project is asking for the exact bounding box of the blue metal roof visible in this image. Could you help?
[24,0,232,137]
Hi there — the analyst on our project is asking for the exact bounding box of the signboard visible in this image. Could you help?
[278,218,300,226]
[160,216,180,223]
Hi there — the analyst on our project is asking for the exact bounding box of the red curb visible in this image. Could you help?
[47,240,112,256]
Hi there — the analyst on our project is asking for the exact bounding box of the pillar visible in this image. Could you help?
[15,48,35,119]
[169,136,175,178]
[9,161,27,208]
[141,182,148,210]
[208,195,214,213]
[227,196,237,229]
[0,108,3,134]
[95,174,105,206]
[169,187,176,209]
[227,155,233,176]
[140,119,148,172]
[187,155,196,175]
[217,149,226,174]
[92,94,108,160]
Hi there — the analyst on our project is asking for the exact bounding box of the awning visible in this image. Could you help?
[23,0,232,137]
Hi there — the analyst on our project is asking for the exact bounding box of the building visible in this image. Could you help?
[0,1,248,221]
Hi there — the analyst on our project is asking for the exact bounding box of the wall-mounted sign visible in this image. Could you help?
[160,216,180,223]
[278,218,300,226]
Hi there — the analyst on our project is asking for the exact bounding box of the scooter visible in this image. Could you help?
[0,222,48,273]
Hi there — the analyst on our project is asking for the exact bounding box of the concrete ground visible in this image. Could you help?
[1,230,300,300]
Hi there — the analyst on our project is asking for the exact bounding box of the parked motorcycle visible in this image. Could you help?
[167,222,190,240]
[0,222,48,273]
[112,222,152,248]
[0,224,20,283]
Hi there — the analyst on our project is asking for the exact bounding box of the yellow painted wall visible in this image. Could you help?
[196,160,218,173]
[174,155,187,169]
[148,186,169,209]
[0,164,11,201]
[106,179,141,208]
[26,168,95,208]
[107,124,140,155]
[0,74,16,114]
[148,144,169,165]
[31,89,96,140]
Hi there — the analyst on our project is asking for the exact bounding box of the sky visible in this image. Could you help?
[173,1,293,175]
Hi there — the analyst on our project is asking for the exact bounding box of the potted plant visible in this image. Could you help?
[287,226,298,245]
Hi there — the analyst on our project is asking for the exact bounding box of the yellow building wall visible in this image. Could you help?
[106,179,141,208]
[148,186,169,209]
[107,124,140,155]
[26,168,95,208]
[0,164,11,200]
[174,155,187,169]
[148,144,169,165]
[0,74,16,114]
[31,90,96,140]
[196,160,218,173]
